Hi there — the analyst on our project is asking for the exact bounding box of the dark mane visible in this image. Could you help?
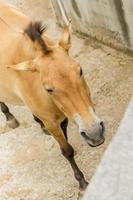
[24,21,50,53]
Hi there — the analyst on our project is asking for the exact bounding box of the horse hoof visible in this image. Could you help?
[79,180,88,191]
[42,127,51,135]
[7,118,20,129]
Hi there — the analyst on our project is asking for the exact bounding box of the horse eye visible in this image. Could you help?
[44,85,54,93]
[80,68,83,76]
[46,88,53,93]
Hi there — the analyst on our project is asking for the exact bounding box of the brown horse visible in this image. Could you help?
[0,2,105,189]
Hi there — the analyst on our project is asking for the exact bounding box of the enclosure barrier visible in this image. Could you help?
[51,0,133,52]
[83,98,133,200]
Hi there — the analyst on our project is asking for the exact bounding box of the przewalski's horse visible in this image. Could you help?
[0,2,105,189]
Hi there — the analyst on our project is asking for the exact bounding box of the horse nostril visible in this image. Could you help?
[80,131,86,137]
[100,121,103,126]
[100,121,105,133]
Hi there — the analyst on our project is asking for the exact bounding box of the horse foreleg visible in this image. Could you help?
[0,102,19,129]
[60,117,68,141]
[33,116,68,139]
[61,143,88,190]
[33,115,50,135]
[46,124,88,190]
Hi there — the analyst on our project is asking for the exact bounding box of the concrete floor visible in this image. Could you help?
[0,0,133,200]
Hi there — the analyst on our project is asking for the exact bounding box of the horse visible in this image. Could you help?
[0,2,105,189]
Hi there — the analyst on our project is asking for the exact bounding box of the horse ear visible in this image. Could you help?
[6,60,37,71]
[59,19,72,51]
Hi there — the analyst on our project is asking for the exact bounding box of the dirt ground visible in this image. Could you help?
[0,0,133,200]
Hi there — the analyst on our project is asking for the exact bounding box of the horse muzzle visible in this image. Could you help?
[80,121,105,147]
